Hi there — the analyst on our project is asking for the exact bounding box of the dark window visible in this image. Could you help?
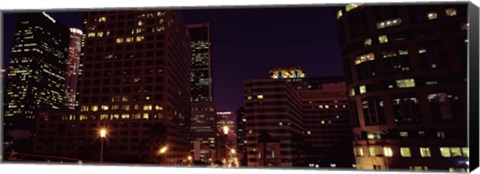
[392,94,421,123]
[355,53,376,80]
[410,5,435,23]
[418,42,448,70]
[362,97,386,126]
[382,48,410,74]
[348,11,368,37]
[428,92,463,121]
[375,6,400,22]
[350,101,359,127]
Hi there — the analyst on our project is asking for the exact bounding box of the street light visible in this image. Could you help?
[222,126,229,135]
[98,128,108,163]
[230,149,236,155]
[187,155,192,166]
[158,145,168,164]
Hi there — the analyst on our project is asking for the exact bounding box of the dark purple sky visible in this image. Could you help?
[2,6,343,111]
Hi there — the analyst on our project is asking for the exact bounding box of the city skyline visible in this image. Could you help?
[3,7,344,111]
[0,3,474,172]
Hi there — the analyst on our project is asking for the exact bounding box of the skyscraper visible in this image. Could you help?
[4,12,69,140]
[188,23,218,163]
[33,10,192,164]
[64,28,83,110]
[336,4,469,172]
[189,23,213,103]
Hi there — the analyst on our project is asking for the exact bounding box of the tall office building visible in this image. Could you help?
[189,23,213,103]
[64,28,83,110]
[33,10,192,165]
[243,67,353,167]
[188,23,218,163]
[3,12,69,139]
[336,4,469,172]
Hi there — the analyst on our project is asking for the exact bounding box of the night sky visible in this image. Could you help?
[2,6,343,111]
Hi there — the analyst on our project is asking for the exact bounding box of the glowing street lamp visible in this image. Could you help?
[159,145,168,154]
[98,128,108,163]
[222,126,229,135]
[158,145,168,164]
[230,149,236,155]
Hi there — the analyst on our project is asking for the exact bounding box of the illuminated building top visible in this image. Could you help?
[269,67,307,79]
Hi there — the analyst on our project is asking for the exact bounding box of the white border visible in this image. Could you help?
[0,0,477,174]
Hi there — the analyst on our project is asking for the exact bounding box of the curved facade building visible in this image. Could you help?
[336,3,469,172]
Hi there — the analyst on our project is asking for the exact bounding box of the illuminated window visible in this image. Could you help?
[427,12,438,20]
[378,35,388,44]
[257,95,264,99]
[81,106,89,112]
[337,10,343,19]
[97,32,104,37]
[121,114,129,119]
[100,114,108,120]
[357,148,364,156]
[101,105,109,111]
[155,105,163,110]
[369,147,376,156]
[143,113,149,119]
[138,20,144,26]
[91,105,98,112]
[126,37,133,43]
[143,105,152,111]
[359,85,367,94]
[383,147,393,157]
[399,131,408,137]
[451,147,462,157]
[349,88,356,97]
[247,96,252,100]
[87,32,96,38]
[99,16,107,22]
[420,147,431,157]
[367,133,381,140]
[396,78,415,88]
[278,122,283,126]
[354,52,375,65]
[325,105,329,109]
[364,38,372,46]
[376,18,402,29]
[116,38,124,44]
[440,147,451,157]
[345,4,360,12]
[400,147,411,157]
[399,49,409,55]
[123,105,130,111]
[318,105,324,109]
[445,8,457,16]
[462,147,469,157]
[76,115,85,121]
[136,36,144,42]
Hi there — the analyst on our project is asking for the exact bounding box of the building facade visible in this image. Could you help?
[33,10,192,165]
[3,12,69,144]
[64,28,83,110]
[187,23,218,163]
[336,4,469,172]
[299,79,355,168]
[236,107,247,166]
[243,67,353,168]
